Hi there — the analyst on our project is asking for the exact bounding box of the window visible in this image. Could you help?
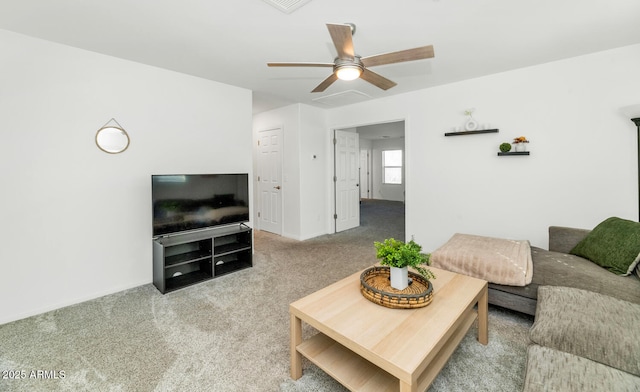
[382,150,402,184]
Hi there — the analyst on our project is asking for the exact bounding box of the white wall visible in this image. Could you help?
[253,103,328,240]
[0,30,252,324]
[329,44,640,251]
[298,104,329,239]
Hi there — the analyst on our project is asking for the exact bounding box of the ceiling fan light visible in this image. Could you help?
[336,66,362,81]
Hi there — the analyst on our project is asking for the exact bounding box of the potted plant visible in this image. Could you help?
[499,142,512,153]
[374,238,435,290]
[512,136,529,152]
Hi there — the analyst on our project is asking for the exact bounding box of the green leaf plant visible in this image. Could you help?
[374,238,436,280]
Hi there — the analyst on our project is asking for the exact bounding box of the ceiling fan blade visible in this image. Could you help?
[361,45,434,68]
[311,73,339,93]
[359,69,397,90]
[326,23,355,59]
[267,62,334,68]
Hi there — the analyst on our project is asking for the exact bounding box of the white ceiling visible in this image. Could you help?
[355,121,405,140]
[1,0,639,115]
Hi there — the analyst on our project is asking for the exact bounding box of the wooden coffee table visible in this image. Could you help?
[290,266,488,392]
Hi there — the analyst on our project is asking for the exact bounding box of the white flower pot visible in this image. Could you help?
[515,143,526,152]
[390,266,409,290]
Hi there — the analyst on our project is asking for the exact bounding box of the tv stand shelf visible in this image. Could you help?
[165,249,212,268]
[153,224,252,294]
[215,242,251,255]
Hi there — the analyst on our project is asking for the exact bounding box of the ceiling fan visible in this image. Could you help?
[267,23,434,93]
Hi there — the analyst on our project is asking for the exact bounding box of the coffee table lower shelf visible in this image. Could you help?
[297,333,397,391]
[296,310,478,392]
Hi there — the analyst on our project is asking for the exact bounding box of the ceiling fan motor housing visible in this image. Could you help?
[334,56,364,80]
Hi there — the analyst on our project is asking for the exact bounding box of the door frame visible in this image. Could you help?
[329,118,407,234]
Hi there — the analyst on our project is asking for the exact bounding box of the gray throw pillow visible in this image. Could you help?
[570,216,640,276]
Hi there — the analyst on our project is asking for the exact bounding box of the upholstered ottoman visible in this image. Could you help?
[523,286,640,391]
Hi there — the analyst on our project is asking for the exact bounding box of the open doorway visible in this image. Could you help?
[357,121,405,203]
[334,120,406,233]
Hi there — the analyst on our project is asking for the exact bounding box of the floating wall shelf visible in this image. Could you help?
[445,129,499,136]
[497,152,530,156]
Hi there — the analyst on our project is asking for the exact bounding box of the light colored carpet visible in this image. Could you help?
[0,200,532,391]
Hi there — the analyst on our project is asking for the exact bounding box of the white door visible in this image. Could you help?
[258,128,282,235]
[359,149,370,199]
[334,130,360,232]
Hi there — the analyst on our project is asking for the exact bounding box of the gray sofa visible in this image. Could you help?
[487,226,640,315]
[486,225,640,391]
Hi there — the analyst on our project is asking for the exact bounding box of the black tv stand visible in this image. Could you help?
[152,224,252,294]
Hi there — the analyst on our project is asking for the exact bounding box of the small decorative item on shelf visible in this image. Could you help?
[463,108,478,131]
[373,238,435,290]
[499,142,512,153]
[513,136,529,152]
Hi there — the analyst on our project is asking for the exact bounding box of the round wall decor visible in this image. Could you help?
[464,118,479,131]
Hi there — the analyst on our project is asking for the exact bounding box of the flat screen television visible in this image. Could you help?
[152,173,250,237]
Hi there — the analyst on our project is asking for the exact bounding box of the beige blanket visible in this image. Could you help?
[431,233,533,286]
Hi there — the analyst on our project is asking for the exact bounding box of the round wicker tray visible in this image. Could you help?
[360,266,434,309]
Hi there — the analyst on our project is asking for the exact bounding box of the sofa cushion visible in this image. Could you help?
[523,344,640,392]
[570,216,640,275]
[530,286,640,376]
[489,247,640,305]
